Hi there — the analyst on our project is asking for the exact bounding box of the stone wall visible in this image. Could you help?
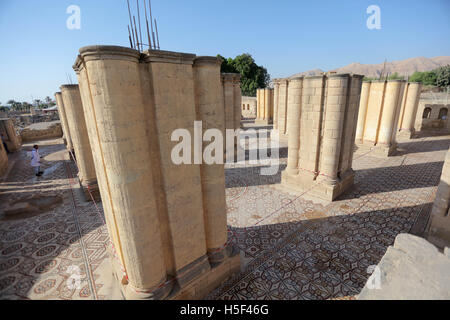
[73,46,240,300]
[396,82,422,139]
[355,80,406,157]
[427,146,450,248]
[241,96,257,118]
[0,118,22,152]
[281,74,364,201]
[20,121,62,142]
[0,137,7,177]
[415,100,450,133]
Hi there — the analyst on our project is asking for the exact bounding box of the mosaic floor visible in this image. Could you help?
[1,123,449,300]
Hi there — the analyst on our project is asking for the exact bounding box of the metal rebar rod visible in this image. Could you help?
[126,0,135,49]
[127,25,134,48]
[155,18,160,50]
[144,0,152,50]
[136,0,143,51]
[133,16,140,51]
[149,0,156,49]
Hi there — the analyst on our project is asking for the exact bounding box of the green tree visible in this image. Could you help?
[217,53,270,97]
[436,65,450,88]
[387,72,405,80]
[409,70,437,86]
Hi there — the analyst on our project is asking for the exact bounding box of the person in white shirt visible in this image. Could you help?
[31,145,43,177]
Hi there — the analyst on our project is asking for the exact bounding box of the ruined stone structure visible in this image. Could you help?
[221,73,242,131]
[221,73,242,160]
[255,88,274,125]
[20,121,62,142]
[0,118,21,152]
[397,82,422,139]
[427,147,450,248]
[414,93,450,134]
[55,92,74,151]
[73,45,240,300]
[355,80,406,157]
[241,96,257,118]
[272,78,289,140]
[0,137,7,176]
[281,74,364,201]
[60,85,99,200]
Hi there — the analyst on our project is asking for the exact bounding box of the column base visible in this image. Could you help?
[356,141,397,157]
[80,180,101,202]
[396,129,416,141]
[281,168,354,202]
[254,119,273,126]
[108,245,174,300]
[169,244,241,300]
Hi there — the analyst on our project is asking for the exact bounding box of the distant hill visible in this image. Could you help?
[289,56,450,79]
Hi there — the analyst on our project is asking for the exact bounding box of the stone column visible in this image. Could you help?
[256,89,261,120]
[0,119,21,152]
[222,74,235,131]
[398,82,422,139]
[355,81,371,143]
[77,46,170,299]
[273,79,280,130]
[427,146,450,248]
[193,57,229,264]
[0,139,7,176]
[377,81,405,154]
[60,85,99,199]
[233,74,242,130]
[278,79,289,137]
[285,77,303,175]
[55,92,73,151]
[264,89,272,123]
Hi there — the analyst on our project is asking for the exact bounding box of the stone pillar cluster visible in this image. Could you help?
[397,82,422,139]
[355,80,407,156]
[272,78,292,141]
[221,73,242,160]
[73,46,240,300]
[0,119,21,152]
[59,85,99,200]
[255,88,274,125]
[427,147,450,248]
[55,92,74,151]
[281,74,364,201]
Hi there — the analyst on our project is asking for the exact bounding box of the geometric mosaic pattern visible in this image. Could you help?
[1,127,449,300]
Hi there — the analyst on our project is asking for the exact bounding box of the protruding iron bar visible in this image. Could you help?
[155,18,160,50]
[144,0,152,49]
[133,15,140,51]
[127,25,134,49]
[136,0,143,51]
[126,0,135,49]
[149,0,157,50]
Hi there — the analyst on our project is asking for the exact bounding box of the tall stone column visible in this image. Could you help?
[377,81,405,154]
[318,75,348,185]
[222,74,235,131]
[60,85,99,199]
[55,92,73,151]
[264,89,272,123]
[77,46,171,299]
[278,79,289,138]
[233,74,242,130]
[193,57,229,263]
[397,82,422,139]
[256,89,261,120]
[285,77,303,175]
[355,81,371,143]
[273,79,280,130]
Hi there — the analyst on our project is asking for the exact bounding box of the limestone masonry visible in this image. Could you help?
[281,74,364,201]
[255,88,274,125]
[355,80,407,156]
[55,92,74,151]
[73,45,240,300]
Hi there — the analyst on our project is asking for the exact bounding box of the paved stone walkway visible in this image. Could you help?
[1,124,449,300]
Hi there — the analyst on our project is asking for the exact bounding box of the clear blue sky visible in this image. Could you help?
[1,0,449,103]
